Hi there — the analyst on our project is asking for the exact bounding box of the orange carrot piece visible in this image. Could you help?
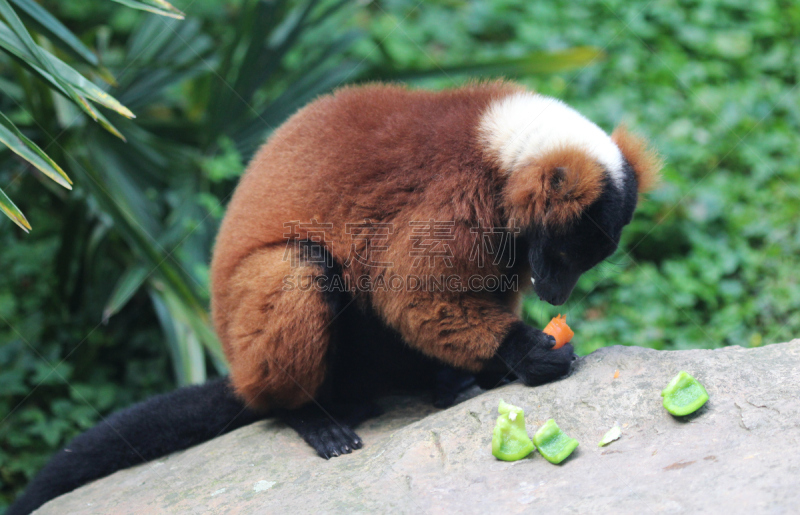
[613,370,620,379]
[542,314,574,350]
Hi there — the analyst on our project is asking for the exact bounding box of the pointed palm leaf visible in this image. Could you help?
[0,20,133,116]
[9,0,98,65]
[0,0,99,120]
[0,185,30,232]
[0,111,72,188]
[103,264,149,322]
[149,288,208,386]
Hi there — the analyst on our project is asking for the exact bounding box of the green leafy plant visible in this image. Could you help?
[0,0,148,231]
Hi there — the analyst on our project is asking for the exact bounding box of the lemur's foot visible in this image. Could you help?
[474,370,514,390]
[433,367,476,408]
[279,402,382,459]
[488,321,575,387]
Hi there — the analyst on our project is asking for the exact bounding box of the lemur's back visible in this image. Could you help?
[210,82,519,330]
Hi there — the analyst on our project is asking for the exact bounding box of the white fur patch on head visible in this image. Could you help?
[480,92,626,188]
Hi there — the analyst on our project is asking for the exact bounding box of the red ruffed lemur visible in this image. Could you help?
[10,82,659,515]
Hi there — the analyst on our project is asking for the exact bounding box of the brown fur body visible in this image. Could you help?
[211,82,659,412]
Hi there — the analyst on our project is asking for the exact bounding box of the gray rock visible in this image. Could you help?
[35,341,800,514]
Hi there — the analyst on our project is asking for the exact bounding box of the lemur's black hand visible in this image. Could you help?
[482,321,574,387]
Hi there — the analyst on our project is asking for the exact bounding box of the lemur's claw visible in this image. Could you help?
[279,402,377,458]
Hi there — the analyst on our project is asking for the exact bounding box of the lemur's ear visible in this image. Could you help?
[503,145,604,228]
[611,125,662,193]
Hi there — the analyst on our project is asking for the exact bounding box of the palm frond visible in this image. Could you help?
[0,184,29,231]
[149,287,208,386]
[0,110,71,188]
[0,0,99,121]
[0,20,134,119]
[103,263,149,323]
[9,0,98,65]
[0,0,181,229]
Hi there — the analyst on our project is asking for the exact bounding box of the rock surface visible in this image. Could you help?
[36,341,800,514]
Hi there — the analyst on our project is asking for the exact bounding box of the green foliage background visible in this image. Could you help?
[2,0,799,508]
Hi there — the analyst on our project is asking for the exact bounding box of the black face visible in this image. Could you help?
[528,165,639,306]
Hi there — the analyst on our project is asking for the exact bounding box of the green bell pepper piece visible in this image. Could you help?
[661,371,708,416]
[598,425,621,447]
[491,400,534,461]
[533,419,579,464]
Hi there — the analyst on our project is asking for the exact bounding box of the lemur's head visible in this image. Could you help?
[481,91,661,305]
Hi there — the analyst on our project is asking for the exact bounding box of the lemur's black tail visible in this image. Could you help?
[7,377,262,515]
